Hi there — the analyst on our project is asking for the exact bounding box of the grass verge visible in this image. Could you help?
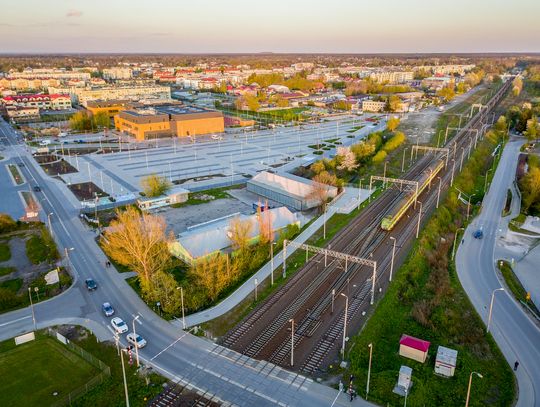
[0,242,10,262]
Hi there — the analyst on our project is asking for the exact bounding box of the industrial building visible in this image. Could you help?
[86,100,131,118]
[247,171,338,211]
[114,105,224,141]
[169,207,300,264]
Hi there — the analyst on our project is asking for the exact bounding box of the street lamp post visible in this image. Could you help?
[401,148,408,173]
[340,293,349,357]
[289,319,294,366]
[466,195,475,220]
[331,289,335,314]
[487,288,505,333]
[47,212,53,237]
[436,177,442,208]
[270,242,275,286]
[416,201,423,239]
[484,168,493,192]
[28,287,36,331]
[465,372,483,407]
[366,343,373,400]
[452,227,465,260]
[132,316,140,367]
[120,345,131,407]
[451,159,456,186]
[177,287,186,329]
[389,237,396,282]
[254,278,258,301]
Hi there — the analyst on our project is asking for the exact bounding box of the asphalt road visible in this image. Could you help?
[456,137,540,407]
[0,118,371,407]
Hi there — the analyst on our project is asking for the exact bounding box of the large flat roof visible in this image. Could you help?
[248,171,338,200]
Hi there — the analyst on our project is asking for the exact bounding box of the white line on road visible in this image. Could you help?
[150,329,193,361]
[0,315,31,327]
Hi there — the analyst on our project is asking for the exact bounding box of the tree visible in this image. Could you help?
[149,271,181,314]
[308,171,338,211]
[351,141,376,162]
[141,174,171,197]
[382,131,406,152]
[228,216,253,251]
[372,150,387,164]
[438,85,456,102]
[0,213,17,233]
[310,160,326,175]
[386,95,402,112]
[520,166,540,213]
[386,116,400,132]
[494,116,508,133]
[336,146,358,171]
[102,207,172,294]
[257,204,274,245]
[93,111,111,129]
[512,77,523,96]
[244,94,260,111]
[525,117,539,141]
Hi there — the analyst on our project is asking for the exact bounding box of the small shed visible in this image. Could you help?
[393,365,413,396]
[399,334,430,363]
[137,186,189,211]
[434,346,458,377]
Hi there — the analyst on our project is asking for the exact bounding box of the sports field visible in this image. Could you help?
[0,337,98,406]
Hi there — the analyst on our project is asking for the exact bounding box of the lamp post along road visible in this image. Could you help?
[366,343,373,400]
[465,372,483,407]
[28,287,36,331]
[487,288,505,333]
[132,315,140,367]
[452,227,464,260]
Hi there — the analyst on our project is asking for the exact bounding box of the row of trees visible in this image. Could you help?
[520,155,540,215]
[69,111,111,132]
[101,206,300,314]
[506,103,540,139]
[308,119,406,184]
[246,72,321,91]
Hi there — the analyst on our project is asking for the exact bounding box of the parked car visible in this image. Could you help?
[33,186,41,192]
[102,302,115,317]
[127,332,147,348]
[85,278,97,291]
[111,317,128,334]
[473,230,483,239]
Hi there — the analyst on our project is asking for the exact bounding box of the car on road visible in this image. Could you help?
[102,302,115,317]
[85,278,97,291]
[111,317,128,334]
[127,332,147,348]
[473,230,483,239]
[211,134,223,140]
[33,186,41,192]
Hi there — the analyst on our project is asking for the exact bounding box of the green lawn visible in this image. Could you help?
[25,229,58,264]
[0,266,15,277]
[0,242,10,262]
[0,337,98,406]
[498,260,540,315]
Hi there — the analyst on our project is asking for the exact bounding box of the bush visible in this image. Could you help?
[382,131,406,152]
[25,229,58,265]
[0,243,10,262]
[372,150,387,163]
[0,214,17,233]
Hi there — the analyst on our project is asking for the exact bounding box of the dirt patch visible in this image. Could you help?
[41,159,78,175]
[68,182,109,201]
[33,154,57,164]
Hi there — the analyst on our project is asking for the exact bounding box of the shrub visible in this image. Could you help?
[372,150,387,163]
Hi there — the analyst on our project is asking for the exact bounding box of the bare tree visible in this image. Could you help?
[102,207,172,294]
[307,171,337,212]
[227,216,253,251]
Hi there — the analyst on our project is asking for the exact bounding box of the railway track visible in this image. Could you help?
[222,79,512,373]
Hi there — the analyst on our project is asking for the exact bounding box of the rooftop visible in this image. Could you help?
[399,334,431,352]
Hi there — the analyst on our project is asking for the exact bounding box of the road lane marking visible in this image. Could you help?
[0,315,31,327]
[150,328,194,361]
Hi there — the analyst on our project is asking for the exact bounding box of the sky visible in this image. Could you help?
[1,0,539,54]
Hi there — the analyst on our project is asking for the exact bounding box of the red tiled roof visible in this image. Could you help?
[399,334,430,352]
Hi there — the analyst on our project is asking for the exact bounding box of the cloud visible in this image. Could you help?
[66,10,83,18]
[149,32,170,37]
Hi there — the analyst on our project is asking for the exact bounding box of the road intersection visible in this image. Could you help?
[0,118,371,406]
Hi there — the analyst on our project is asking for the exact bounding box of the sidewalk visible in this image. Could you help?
[178,188,372,328]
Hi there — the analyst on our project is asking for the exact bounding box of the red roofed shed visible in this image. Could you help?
[399,334,430,363]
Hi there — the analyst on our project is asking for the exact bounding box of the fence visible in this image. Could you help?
[47,330,111,407]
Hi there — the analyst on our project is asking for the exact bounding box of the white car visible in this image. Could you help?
[211,134,223,140]
[111,317,128,334]
[126,332,147,348]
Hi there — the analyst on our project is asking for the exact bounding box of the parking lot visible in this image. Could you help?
[58,115,386,198]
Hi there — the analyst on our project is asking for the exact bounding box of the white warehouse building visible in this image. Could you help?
[247,171,338,211]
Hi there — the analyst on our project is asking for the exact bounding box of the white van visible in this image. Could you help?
[39,140,51,146]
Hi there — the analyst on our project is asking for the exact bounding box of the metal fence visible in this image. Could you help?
[47,330,111,407]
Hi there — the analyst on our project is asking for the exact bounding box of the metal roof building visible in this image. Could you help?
[247,171,338,211]
[169,206,299,264]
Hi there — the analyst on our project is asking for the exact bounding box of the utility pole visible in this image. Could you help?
[389,237,396,281]
[340,293,349,357]
[289,319,294,367]
[416,201,423,239]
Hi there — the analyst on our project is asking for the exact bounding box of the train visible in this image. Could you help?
[381,159,445,231]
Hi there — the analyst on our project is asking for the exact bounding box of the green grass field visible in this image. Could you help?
[0,242,11,262]
[0,337,98,406]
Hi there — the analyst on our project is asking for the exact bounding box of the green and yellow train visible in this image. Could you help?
[381,160,445,231]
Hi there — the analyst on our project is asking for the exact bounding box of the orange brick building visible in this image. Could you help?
[114,105,224,141]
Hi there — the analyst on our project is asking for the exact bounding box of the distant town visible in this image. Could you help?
[1,52,539,407]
